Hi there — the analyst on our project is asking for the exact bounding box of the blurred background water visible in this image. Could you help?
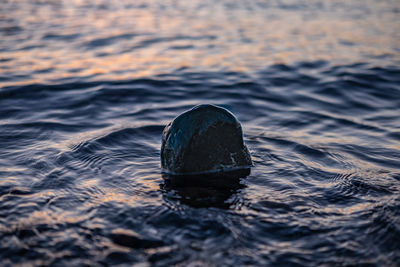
[1,0,400,265]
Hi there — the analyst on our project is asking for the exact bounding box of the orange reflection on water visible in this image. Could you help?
[1,1,399,87]
[319,201,372,215]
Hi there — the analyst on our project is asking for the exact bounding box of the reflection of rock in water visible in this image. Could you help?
[161,168,250,209]
[161,104,252,174]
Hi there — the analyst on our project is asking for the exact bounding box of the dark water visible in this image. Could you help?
[1,0,400,266]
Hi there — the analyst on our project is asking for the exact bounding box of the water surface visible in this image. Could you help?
[1,0,400,265]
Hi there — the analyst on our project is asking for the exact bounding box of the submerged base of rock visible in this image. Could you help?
[161,168,250,208]
[162,168,251,188]
[161,104,252,175]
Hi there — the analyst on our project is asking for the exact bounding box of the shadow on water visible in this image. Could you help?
[160,168,250,209]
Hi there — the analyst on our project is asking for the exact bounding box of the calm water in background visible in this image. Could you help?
[1,0,400,265]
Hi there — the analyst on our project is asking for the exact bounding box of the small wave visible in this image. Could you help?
[1,62,400,266]
[82,33,138,48]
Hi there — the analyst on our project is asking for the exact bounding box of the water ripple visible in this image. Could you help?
[1,0,400,265]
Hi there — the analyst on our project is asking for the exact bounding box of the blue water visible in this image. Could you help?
[1,0,400,265]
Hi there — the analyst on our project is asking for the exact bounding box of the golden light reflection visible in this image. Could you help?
[319,202,372,215]
[0,178,161,233]
[1,1,399,87]
[81,182,161,206]
[1,209,84,233]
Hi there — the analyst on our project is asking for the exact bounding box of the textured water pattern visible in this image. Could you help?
[1,0,400,266]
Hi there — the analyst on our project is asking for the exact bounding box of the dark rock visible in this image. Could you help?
[110,229,164,249]
[161,104,252,174]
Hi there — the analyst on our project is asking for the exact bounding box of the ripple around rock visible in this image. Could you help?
[161,168,249,208]
[161,104,252,174]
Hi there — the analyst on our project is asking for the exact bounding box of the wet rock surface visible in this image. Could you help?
[161,104,252,174]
